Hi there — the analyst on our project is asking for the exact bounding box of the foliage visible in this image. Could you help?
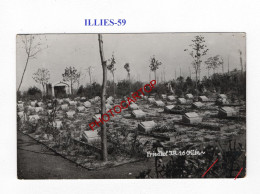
[107,54,116,74]
[149,56,162,80]
[137,139,245,178]
[150,82,169,97]
[115,80,143,97]
[17,91,22,101]
[116,80,131,97]
[201,70,246,99]
[124,63,130,80]
[185,35,209,96]
[107,54,116,96]
[62,66,80,95]
[77,82,102,99]
[124,63,130,73]
[170,69,246,99]
[205,55,224,73]
[32,68,50,94]
[27,86,42,100]
[107,126,147,157]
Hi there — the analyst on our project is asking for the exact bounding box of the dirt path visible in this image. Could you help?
[17,131,155,179]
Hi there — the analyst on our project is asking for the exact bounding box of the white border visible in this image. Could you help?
[1,0,260,194]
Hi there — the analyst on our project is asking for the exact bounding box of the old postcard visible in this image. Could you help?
[17,33,246,179]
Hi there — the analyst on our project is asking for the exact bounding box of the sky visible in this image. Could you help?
[16,33,246,91]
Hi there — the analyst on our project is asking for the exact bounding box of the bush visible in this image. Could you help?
[116,80,131,97]
[17,91,22,101]
[27,86,42,100]
[150,82,169,97]
[77,82,102,99]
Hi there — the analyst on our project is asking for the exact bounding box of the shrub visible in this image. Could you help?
[77,82,102,99]
[27,86,42,100]
[116,80,131,97]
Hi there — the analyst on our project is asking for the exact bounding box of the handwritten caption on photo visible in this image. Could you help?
[146,150,206,157]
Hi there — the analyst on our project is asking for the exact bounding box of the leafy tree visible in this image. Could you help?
[32,68,50,95]
[185,35,209,97]
[77,82,102,98]
[62,66,80,95]
[205,55,223,75]
[27,86,42,100]
[17,35,46,92]
[107,54,116,97]
[116,80,131,97]
[124,63,130,81]
[149,56,162,81]
[176,76,185,96]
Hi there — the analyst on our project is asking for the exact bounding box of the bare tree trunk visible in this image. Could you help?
[228,56,230,74]
[128,73,130,82]
[89,73,92,85]
[112,73,115,97]
[239,50,243,73]
[42,83,45,97]
[17,53,29,92]
[195,62,199,100]
[195,48,200,99]
[88,68,92,95]
[128,73,131,93]
[195,70,198,98]
[98,34,108,161]
[88,67,92,85]
[70,79,73,95]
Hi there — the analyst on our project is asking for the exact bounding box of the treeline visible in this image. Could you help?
[171,69,246,100]
[18,69,246,101]
[76,69,246,100]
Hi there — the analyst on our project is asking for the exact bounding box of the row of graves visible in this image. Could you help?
[119,93,245,177]
[90,92,245,153]
[17,92,246,173]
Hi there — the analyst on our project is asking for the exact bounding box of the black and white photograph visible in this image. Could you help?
[16,33,246,179]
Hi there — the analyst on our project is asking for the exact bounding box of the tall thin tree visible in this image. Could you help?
[124,63,131,93]
[17,35,45,92]
[107,54,116,97]
[239,50,243,73]
[149,56,162,81]
[205,55,223,75]
[98,34,108,161]
[228,55,230,74]
[62,66,80,95]
[86,66,94,86]
[185,35,209,98]
[124,63,130,81]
